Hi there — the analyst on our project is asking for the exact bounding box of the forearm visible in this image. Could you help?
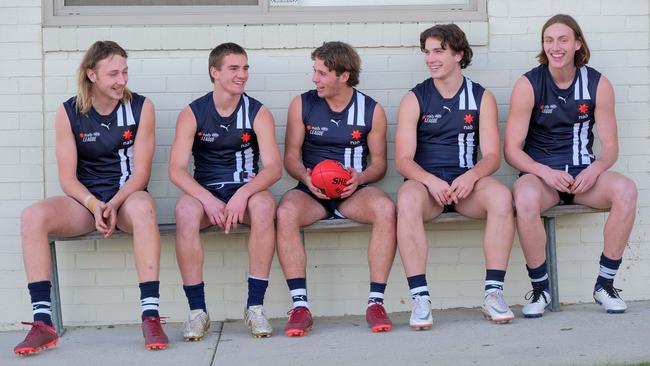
[356,161,386,185]
[60,177,95,205]
[396,158,434,185]
[170,168,215,204]
[467,154,499,179]
[238,164,282,196]
[590,145,617,173]
[107,173,150,209]
[284,154,309,184]
[506,148,551,177]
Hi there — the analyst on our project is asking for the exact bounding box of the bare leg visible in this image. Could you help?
[396,180,443,277]
[174,194,212,285]
[338,187,397,284]
[574,171,637,260]
[242,190,277,278]
[21,196,95,282]
[455,177,514,270]
[276,190,328,279]
[116,191,162,283]
[512,174,561,268]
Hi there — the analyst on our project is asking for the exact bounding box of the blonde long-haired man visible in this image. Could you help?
[15,41,167,355]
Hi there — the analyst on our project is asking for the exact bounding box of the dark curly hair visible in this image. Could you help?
[419,24,473,69]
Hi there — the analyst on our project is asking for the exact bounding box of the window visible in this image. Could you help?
[44,0,486,26]
[64,0,257,5]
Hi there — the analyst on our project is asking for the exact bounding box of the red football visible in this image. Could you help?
[310,160,352,199]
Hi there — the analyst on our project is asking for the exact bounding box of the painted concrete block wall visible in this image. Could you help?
[0,0,648,328]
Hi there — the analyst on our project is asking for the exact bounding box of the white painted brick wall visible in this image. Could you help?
[0,0,45,329]
[0,0,648,329]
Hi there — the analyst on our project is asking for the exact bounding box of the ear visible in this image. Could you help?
[339,71,350,84]
[575,39,582,51]
[86,68,96,83]
[209,66,219,81]
[454,50,464,63]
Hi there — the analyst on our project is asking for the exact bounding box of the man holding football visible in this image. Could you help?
[276,41,397,336]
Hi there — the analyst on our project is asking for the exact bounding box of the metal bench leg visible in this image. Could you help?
[544,217,561,312]
[49,240,66,336]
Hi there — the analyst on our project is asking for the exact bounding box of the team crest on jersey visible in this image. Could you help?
[463,114,476,130]
[122,129,134,146]
[578,104,589,114]
[241,132,252,148]
[197,131,219,142]
[578,103,591,121]
[350,129,362,145]
[539,104,557,114]
[79,132,100,142]
[307,124,328,136]
[421,113,441,124]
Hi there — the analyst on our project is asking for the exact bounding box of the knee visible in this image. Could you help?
[372,197,396,225]
[248,193,276,225]
[612,178,638,211]
[126,193,157,223]
[487,186,514,218]
[512,187,541,219]
[21,203,48,236]
[276,202,297,227]
[175,198,203,232]
[396,185,423,217]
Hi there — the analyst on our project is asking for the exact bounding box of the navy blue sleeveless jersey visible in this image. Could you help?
[64,93,145,202]
[190,92,263,193]
[301,89,376,171]
[524,64,600,169]
[412,77,485,171]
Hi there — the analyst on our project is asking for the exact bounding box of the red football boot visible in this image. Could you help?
[366,303,393,332]
[14,321,58,356]
[284,307,313,337]
[141,316,169,350]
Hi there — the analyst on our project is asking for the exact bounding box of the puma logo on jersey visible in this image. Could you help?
[100,122,111,130]
[220,124,230,131]
[443,106,452,112]
[557,96,567,103]
[330,119,341,126]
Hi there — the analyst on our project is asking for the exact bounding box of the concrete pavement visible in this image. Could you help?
[2,301,650,366]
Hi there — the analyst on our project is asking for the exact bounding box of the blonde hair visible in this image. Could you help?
[76,41,132,114]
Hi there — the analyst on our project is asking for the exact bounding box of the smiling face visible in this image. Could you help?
[87,54,128,102]
[211,53,249,95]
[312,57,348,99]
[422,37,463,81]
[542,22,582,70]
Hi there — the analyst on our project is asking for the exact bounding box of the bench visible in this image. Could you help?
[47,204,608,336]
